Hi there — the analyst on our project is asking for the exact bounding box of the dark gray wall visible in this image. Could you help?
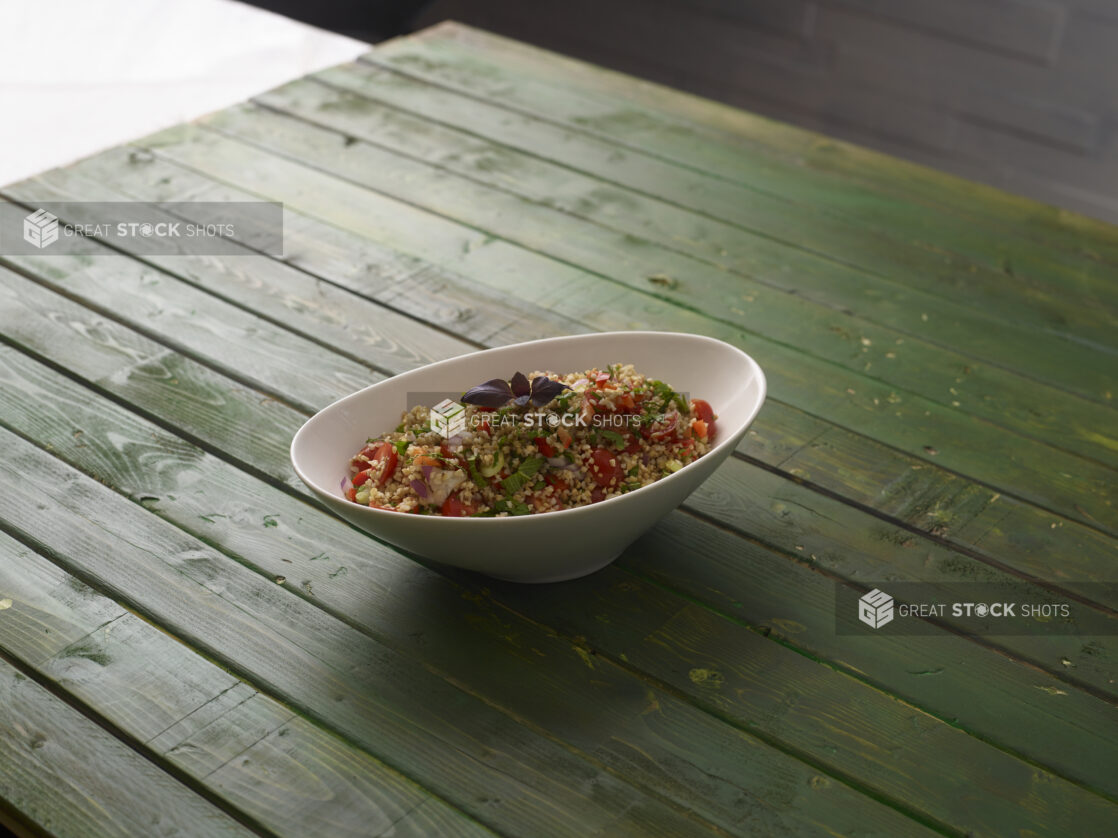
[415,0,1118,224]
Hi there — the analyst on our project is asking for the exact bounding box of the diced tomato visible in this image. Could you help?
[690,399,715,424]
[352,469,372,487]
[534,436,556,457]
[368,442,398,487]
[650,412,680,441]
[690,399,716,441]
[478,419,491,434]
[556,426,573,449]
[440,493,478,517]
[543,471,568,490]
[617,394,636,412]
[351,445,377,469]
[345,487,357,502]
[412,455,442,468]
[589,447,623,487]
[590,486,607,503]
[691,419,709,441]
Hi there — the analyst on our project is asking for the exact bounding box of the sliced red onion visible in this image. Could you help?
[409,478,429,498]
[444,434,465,451]
[421,464,434,481]
[572,377,589,389]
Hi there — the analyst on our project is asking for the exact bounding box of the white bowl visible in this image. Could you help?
[290,331,766,582]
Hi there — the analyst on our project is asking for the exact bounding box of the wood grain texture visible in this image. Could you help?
[3,220,1113,751]
[3,169,478,376]
[195,101,1118,467]
[0,423,746,838]
[0,541,497,838]
[386,24,1118,281]
[0,252,372,417]
[0,659,255,838]
[0,337,944,837]
[118,122,1117,534]
[288,61,1118,387]
[29,147,1113,620]
[618,510,1118,800]
[4,252,1115,668]
[1,306,1115,832]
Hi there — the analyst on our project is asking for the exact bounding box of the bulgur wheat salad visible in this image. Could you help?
[345,364,717,516]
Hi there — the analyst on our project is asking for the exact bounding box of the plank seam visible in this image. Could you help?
[0,512,511,838]
[0,256,318,416]
[0,642,281,838]
[190,116,1118,478]
[0,188,493,376]
[674,503,1118,705]
[95,132,1116,538]
[618,524,1118,803]
[356,50,1118,280]
[295,72,1118,372]
[735,454,1118,617]
[1,344,1112,829]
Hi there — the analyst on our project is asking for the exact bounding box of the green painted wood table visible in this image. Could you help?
[2,21,1117,838]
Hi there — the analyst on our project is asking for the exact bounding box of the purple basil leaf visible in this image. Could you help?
[529,376,569,406]
[510,371,531,398]
[461,378,514,407]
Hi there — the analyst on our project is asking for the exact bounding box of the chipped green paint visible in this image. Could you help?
[688,668,725,688]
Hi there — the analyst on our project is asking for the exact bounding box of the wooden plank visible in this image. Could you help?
[1,167,480,374]
[0,539,497,838]
[3,212,1114,616]
[124,122,1117,534]
[2,276,1116,817]
[494,574,1118,836]
[686,459,1118,689]
[4,380,1116,838]
[0,658,255,838]
[381,24,1118,281]
[0,248,378,418]
[745,401,1118,603]
[11,147,591,353]
[0,265,308,491]
[31,149,1114,622]
[197,101,1118,464]
[0,425,753,838]
[296,60,1118,363]
[3,238,1113,624]
[621,510,1118,801]
[0,288,943,838]
[256,73,1118,404]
